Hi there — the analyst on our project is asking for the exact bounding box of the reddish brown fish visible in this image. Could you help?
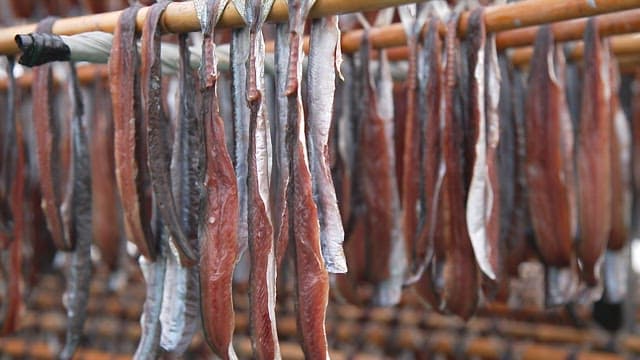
[413,18,443,279]
[287,0,331,357]
[198,1,239,358]
[607,61,631,251]
[525,26,574,268]
[109,5,156,260]
[89,79,120,270]
[576,19,612,285]
[32,17,71,251]
[441,15,479,321]
[0,57,25,336]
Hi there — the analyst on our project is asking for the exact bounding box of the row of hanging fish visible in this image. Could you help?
[330,4,638,321]
[1,0,640,359]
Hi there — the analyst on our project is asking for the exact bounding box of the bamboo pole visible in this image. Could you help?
[337,0,640,54]
[0,0,423,56]
[510,32,640,66]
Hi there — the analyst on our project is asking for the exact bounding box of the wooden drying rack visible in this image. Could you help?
[0,0,639,56]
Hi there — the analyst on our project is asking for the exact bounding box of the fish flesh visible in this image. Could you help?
[242,0,281,358]
[32,17,71,251]
[197,1,239,358]
[441,15,479,320]
[525,26,574,268]
[287,0,331,357]
[576,19,612,286]
[109,5,156,260]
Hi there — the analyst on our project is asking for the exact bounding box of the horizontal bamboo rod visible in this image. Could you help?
[495,7,640,48]
[0,0,423,55]
[510,32,640,66]
[338,0,640,54]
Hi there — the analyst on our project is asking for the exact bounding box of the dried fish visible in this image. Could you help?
[398,4,429,272]
[89,79,121,270]
[197,1,239,358]
[0,57,25,336]
[272,15,291,268]
[60,62,93,360]
[159,32,203,356]
[464,8,501,281]
[134,246,166,360]
[141,0,197,266]
[287,0,330,356]
[109,5,156,260]
[413,17,443,281]
[525,26,574,268]
[441,15,478,320]
[306,15,346,274]
[576,19,612,286]
[243,0,280,357]
[231,0,251,262]
[608,61,631,251]
[32,17,71,251]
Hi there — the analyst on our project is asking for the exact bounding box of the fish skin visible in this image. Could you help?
[272,20,292,269]
[134,249,166,360]
[525,26,574,268]
[0,57,25,336]
[161,33,204,357]
[109,5,156,260]
[231,0,251,262]
[32,17,71,251]
[576,19,612,286]
[244,0,280,358]
[441,15,479,321]
[464,8,502,281]
[197,1,238,359]
[60,62,93,360]
[287,0,331,357]
[141,0,197,267]
[306,15,347,275]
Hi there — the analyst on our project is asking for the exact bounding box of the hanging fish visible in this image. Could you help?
[607,61,631,251]
[159,32,203,356]
[286,0,331,356]
[463,7,502,283]
[241,0,281,358]
[133,230,166,360]
[271,1,291,270]
[398,4,429,273]
[412,14,444,284]
[525,25,574,268]
[576,18,612,286]
[0,57,25,336]
[230,0,251,267]
[60,61,93,360]
[32,17,72,251]
[141,0,197,266]
[88,78,121,270]
[109,4,156,260]
[196,0,239,358]
[441,14,479,321]
[306,14,346,275]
